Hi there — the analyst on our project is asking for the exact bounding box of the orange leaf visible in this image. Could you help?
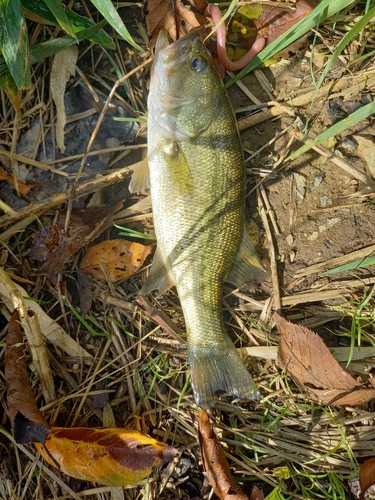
[198,410,264,500]
[275,313,375,406]
[35,427,178,486]
[80,239,152,282]
[0,166,38,196]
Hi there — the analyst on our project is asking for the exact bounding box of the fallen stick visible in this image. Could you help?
[0,161,140,229]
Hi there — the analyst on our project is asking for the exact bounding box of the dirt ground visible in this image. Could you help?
[237,64,375,283]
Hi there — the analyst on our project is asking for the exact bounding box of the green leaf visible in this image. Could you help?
[287,99,375,161]
[0,20,108,80]
[29,20,108,64]
[42,0,76,39]
[65,9,114,49]
[22,0,115,49]
[0,0,31,89]
[89,0,143,52]
[226,0,356,87]
[324,256,375,275]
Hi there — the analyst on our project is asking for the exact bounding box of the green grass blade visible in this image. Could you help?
[226,0,356,87]
[324,256,375,275]
[114,223,156,241]
[0,0,31,89]
[29,20,108,64]
[311,6,375,104]
[43,0,76,39]
[90,0,143,51]
[22,0,115,49]
[65,295,109,337]
[287,99,375,161]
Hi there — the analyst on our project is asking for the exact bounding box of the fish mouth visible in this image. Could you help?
[155,29,202,66]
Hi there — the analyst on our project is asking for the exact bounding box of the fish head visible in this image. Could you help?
[148,30,223,141]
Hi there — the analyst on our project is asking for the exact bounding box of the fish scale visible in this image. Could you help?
[131,29,266,408]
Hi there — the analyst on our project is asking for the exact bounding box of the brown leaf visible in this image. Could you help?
[227,0,317,63]
[198,410,264,500]
[76,270,93,316]
[35,427,178,486]
[188,0,207,14]
[30,202,123,274]
[275,313,375,406]
[80,239,152,283]
[145,0,208,49]
[5,311,50,444]
[0,166,38,196]
[309,387,375,406]
[276,313,358,390]
[360,458,375,499]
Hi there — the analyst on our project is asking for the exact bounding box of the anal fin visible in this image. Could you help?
[141,247,174,296]
[227,227,266,288]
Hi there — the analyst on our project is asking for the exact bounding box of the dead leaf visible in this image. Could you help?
[275,313,375,406]
[50,46,78,153]
[198,410,264,500]
[354,135,375,179]
[80,239,152,282]
[5,311,51,444]
[227,0,317,63]
[360,458,375,499]
[35,427,178,486]
[0,73,22,116]
[308,387,375,407]
[0,166,38,196]
[188,0,207,14]
[30,202,123,275]
[76,270,93,316]
[145,0,208,49]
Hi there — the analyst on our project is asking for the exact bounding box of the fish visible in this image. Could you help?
[130,29,266,408]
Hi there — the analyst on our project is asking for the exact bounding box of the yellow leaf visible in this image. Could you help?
[35,427,178,486]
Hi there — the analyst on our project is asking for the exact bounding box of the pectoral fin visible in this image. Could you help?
[164,142,194,195]
[129,158,150,193]
[227,228,266,288]
[141,248,175,296]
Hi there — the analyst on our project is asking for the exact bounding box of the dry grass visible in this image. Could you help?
[1,1,375,499]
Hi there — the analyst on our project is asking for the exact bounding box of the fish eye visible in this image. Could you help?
[190,56,207,73]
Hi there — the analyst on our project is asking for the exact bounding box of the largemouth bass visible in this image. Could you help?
[131,30,266,408]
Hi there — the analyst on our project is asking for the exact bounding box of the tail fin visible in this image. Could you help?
[188,337,259,408]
